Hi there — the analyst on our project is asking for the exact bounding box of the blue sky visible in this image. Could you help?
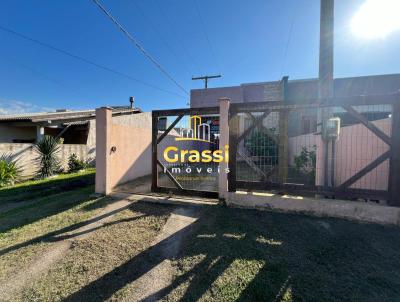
[0,0,399,113]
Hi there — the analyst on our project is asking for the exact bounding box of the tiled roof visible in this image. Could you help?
[0,107,141,123]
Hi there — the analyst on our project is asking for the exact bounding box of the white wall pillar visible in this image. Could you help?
[218,97,230,200]
[95,107,113,195]
[36,125,44,142]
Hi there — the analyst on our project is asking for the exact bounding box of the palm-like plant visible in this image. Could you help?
[0,154,22,187]
[35,135,61,178]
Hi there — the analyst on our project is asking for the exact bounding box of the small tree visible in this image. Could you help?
[0,154,21,187]
[35,135,61,178]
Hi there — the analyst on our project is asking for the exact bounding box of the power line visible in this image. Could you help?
[130,0,194,77]
[280,9,296,77]
[192,0,222,73]
[91,0,189,95]
[151,0,203,76]
[0,25,186,98]
[5,54,78,96]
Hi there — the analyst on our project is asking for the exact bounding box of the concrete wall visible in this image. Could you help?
[226,191,400,226]
[0,116,116,178]
[0,143,88,178]
[0,119,97,178]
[96,110,155,194]
[110,112,153,187]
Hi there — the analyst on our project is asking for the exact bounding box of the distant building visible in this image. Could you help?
[0,107,141,144]
[190,73,399,136]
[0,106,141,177]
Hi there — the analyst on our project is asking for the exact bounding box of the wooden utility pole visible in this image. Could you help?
[192,75,221,89]
[319,0,334,99]
[318,0,334,190]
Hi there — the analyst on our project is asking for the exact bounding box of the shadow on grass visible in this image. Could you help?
[0,171,95,204]
[63,203,400,302]
[0,186,97,233]
[0,200,175,260]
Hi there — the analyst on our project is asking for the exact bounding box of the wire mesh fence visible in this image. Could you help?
[230,101,393,202]
[153,95,398,204]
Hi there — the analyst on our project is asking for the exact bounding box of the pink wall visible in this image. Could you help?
[95,108,191,194]
[333,118,390,190]
[95,109,153,194]
[110,123,152,188]
[95,108,110,194]
[290,118,391,191]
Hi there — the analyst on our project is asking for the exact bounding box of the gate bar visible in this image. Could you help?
[337,150,391,190]
[157,114,183,144]
[389,97,400,206]
[343,105,391,146]
[228,110,239,192]
[151,111,158,191]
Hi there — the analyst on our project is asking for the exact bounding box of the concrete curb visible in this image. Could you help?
[227,192,400,226]
[110,192,219,207]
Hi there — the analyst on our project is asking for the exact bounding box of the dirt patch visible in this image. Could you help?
[0,241,71,301]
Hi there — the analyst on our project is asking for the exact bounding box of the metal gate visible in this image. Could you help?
[228,93,400,205]
[151,106,220,198]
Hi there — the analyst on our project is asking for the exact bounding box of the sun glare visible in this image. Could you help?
[351,0,400,39]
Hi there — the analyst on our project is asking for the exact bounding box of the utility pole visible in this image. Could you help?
[319,0,334,99]
[192,75,221,89]
[318,0,334,190]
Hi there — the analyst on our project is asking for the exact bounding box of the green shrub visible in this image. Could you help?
[68,153,87,173]
[245,128,278,165]
[35,135,61,178]
[0,154,21,187]
[294,145,316,182]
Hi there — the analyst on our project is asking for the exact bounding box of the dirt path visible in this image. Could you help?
[0,198,132,301]
[0,195,203,302]
[123,206,201,302]
[0,241,71,301]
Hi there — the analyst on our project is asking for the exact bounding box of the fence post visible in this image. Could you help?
[278,76,289,182]
[95,107,112,195]
[389,95,400,206]
[228,108,239,193]
[151,111,158,192]
[219,97,230,200]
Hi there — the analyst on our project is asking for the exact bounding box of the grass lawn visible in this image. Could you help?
[0,168,95,204]
[160,207,400,302]
[0,186,107,285]
[1,174,400,301]
[13,201,173,302]
[0,171,174,302]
